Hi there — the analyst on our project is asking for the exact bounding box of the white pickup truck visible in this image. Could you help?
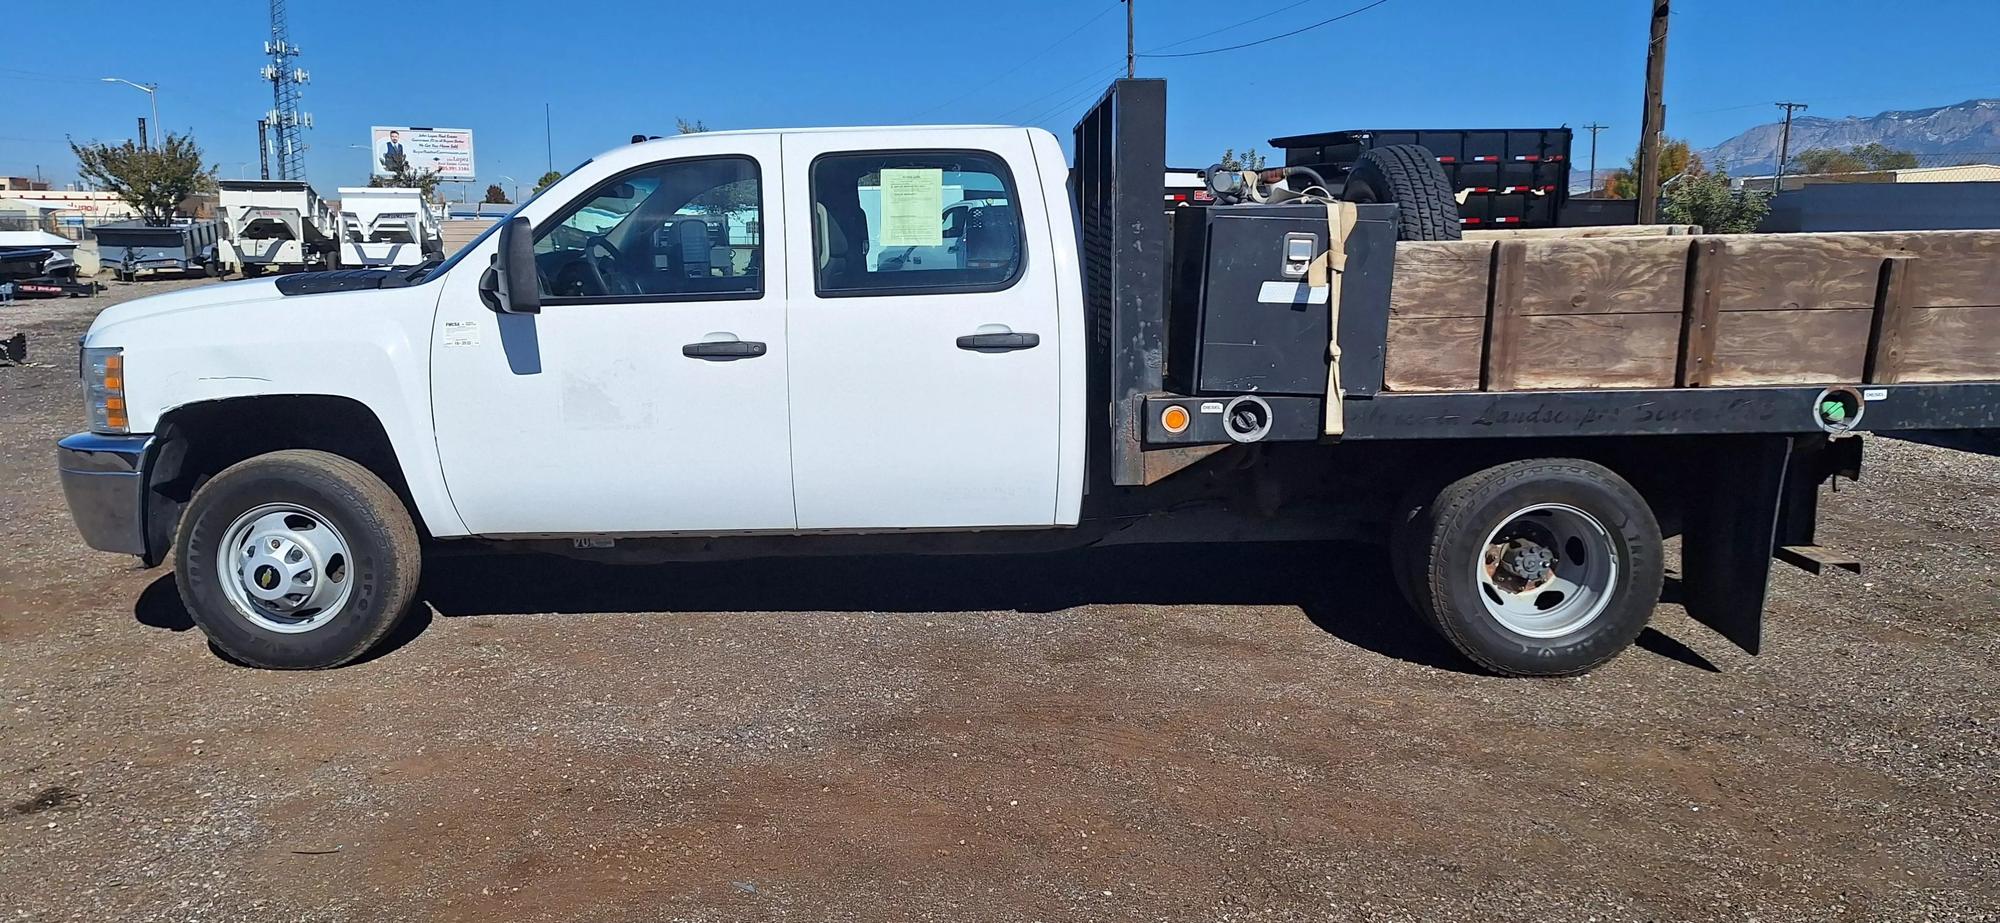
[55,80,2000,675]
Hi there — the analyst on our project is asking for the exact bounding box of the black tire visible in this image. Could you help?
[1386,478,1436,612]
[1411,459,1663,677]
[1342,144,1463,242]
[174,450,422,669]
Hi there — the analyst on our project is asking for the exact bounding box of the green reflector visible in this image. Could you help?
[1821,400,1847,422]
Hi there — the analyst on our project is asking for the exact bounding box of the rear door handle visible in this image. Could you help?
[956,332,1041,353]
[682,340,767,361]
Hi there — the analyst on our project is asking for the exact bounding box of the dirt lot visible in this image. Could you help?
[3,279,1998,922]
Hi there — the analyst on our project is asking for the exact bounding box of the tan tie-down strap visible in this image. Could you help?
[1306,201,1361,436]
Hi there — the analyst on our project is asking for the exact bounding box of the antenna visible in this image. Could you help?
[261,0,312,180]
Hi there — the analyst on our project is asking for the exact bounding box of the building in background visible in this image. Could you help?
[1740,164,2000,194]
[0,177,53,192]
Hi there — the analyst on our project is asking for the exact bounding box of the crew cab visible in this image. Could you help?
[57,80,2000,675]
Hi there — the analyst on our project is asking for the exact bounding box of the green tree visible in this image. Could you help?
[1794,143,1919,175]
[68,132,215,226]
[369,150,444,203]
[532,170,563,194]
[676,117,708,134]
[1661,162,1770,233]
[1604,138,1698,199]
[482,183,509,204]
[1217,147,1268,171]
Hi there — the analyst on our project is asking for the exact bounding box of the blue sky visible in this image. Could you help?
[4,0,1999,195]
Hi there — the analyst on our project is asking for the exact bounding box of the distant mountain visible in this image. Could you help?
[1697,99,2000,177]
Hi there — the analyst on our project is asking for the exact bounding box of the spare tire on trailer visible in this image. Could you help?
[1342,144,1462,241]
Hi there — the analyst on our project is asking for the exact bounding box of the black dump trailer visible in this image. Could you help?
[93,219,224,281]
[1270,127,1572,229]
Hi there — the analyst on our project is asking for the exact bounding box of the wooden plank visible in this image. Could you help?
[1866,255,1916,384]
[1776,544,1864,576]
[1483,241,1527,391]
[1718,234,1902,312]
[1708,309,1875,386]
[1506,313,1682,390]
[1898,232,2000,307]
[1679,238,1724,386]
[1465,224,1699,241]
[1515,236,1692,315]
[1389,240,1493,317]
[1384,316,1486,391]
[1892,304,2000,382]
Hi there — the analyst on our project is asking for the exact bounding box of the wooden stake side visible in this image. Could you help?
[1678,238,1725,387]
[1867,255,1917,384]
[1482,240,1529,391]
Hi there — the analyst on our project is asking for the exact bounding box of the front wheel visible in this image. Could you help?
[1408,459,1663,676]
[174,450,422,669]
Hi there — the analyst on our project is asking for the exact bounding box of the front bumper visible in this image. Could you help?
[56,432,154,557]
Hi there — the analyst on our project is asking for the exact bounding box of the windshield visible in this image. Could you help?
[415,160,591,283]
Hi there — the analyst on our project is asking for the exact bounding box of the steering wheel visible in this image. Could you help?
[581,234,640,296]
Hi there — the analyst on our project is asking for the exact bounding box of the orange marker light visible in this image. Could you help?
[1161,405,1191,434]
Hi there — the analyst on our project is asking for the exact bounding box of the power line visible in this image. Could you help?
[911,5,1118,119]
[1142,0,1322,54]
[997,62,1125,122]
[1137,0,1394,59]
[1022,65,1129,127]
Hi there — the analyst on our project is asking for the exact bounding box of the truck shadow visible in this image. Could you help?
[132,542,1718,675]
[1882,430,2000,456]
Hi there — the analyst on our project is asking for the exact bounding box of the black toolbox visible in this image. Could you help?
[1165,202,1399,397]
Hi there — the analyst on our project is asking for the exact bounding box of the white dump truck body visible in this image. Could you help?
[335,187,443,268]
[216,180,336,274]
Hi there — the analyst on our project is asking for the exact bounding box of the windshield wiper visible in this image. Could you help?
[401,256,445,284]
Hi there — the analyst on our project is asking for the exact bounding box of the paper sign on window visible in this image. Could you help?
[879,168,944,248]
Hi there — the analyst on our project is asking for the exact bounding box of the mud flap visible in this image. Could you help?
[1680,434,1792,655]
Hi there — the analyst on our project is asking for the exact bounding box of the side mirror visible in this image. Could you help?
[482,215,541,314]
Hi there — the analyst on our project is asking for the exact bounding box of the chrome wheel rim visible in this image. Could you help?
[217,503,354,633]
[1475,503,1617,639]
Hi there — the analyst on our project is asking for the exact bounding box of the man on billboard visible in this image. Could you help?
[378,130,405,172]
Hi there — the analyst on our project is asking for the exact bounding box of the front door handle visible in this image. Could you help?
[682,340,767,361]
[956,332,1041,353]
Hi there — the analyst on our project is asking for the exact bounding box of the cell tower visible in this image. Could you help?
[259,0,312,180]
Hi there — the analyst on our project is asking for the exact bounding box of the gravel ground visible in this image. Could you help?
[3,279,1998,922]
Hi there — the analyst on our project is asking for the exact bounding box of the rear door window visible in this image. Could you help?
[808,150,1023,296]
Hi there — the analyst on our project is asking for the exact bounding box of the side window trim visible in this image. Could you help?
[807,147,1027,299]
[534,153,766,307]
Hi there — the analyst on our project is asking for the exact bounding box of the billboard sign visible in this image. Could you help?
[370,126,475,180]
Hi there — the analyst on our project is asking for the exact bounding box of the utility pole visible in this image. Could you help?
[1125,0,1136,78]
[137,118,148,152]
[1583,123,1608,197]
[1774,101,1808,193]
[545,103,554,175]
[1634,0,1670,224]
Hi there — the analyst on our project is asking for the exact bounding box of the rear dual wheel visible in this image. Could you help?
[1394,459,1663,676]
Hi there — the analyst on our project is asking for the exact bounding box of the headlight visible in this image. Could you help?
[83,346,127,434]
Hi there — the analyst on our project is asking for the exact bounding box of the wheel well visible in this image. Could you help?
[1260,436,1769,541]
[148,396,425,551]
